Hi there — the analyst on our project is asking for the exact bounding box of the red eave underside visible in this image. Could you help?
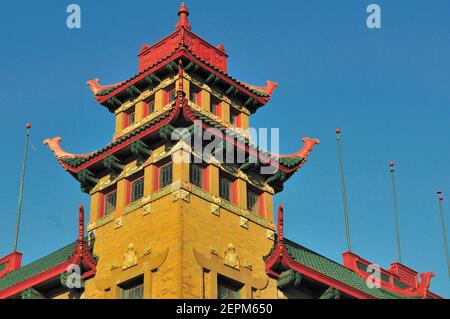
[265,243,442,299]
[285,258,376,299]
[0,261,70,299]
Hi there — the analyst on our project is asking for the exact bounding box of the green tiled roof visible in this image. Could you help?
[62,108,303,174]
[279,157,304,169]
[61,111,172,168]
[284,239,418,299]
[0,242,75,292]
[96,50,178,98]
[186,50,270,98]
[193,113,304,168]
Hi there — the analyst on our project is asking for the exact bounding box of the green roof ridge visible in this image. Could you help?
[283,239,418,299]
[0,242,75,292]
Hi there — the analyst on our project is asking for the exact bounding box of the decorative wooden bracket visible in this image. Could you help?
[319,287,341,299]
[103,155,124,174]
[77,169,99,193]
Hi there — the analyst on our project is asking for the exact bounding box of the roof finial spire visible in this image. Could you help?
[278,205,284,243]
[177,59,185,98]
[176,2,191,31]
[78,204,85,243]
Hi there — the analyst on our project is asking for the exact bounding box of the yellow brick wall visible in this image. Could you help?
[84,178,278,299]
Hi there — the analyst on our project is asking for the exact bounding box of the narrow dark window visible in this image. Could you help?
[131,177,144,203]
[129,112,136,125]
[189,85,201,104]
[104,190,117,215]
[219,177,231,202]
[218,276,242,300]
[247,191,259,214]
[160,163,173,188]
[211,97,220,115]
[144,96,155,117]
[120,277,144,299]
[167,85,177,103]
[149,99,155,113]
[190,165,203,188]
[124,108,136,128]
[230,110,238,126]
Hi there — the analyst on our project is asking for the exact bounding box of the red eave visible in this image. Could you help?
[61,101,306,175]
[182,49,269,105]
[0,261,70,299]
[264,243,375,299]
[286,259,376,299]
[97,50,184,104]
[97,49,269,107]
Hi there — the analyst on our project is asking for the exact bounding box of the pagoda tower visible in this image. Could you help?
[43,3,319,299]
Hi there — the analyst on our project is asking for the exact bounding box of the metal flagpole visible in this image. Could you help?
[437,191,450,279]
[336,128,352,252]
[389,162,402,264]
[13,123,31,252]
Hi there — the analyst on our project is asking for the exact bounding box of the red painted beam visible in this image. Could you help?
[0,262,71,299]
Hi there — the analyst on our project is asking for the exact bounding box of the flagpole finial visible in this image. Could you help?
[13,123,32,252]
[437,190,450,279]
[336,127,352,252]
[389,161,402,263]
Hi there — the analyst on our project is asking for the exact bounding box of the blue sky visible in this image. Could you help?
[0,0,449,297]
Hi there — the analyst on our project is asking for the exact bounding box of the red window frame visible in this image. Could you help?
[230,110,240,127]
[247,189,260,215]
[142,96,155,118]
[164,85,176,105]
[189,84,202,105]
[153,161,173,192]
[99,188,117,218]
[211,97,222,117]
[125,173,145,206]
[123,109,136,128]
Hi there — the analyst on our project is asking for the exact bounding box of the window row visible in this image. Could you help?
[118,274,242,299]
[122,85,177,129]
[122,83,242,129]
[99,163,173,217]
[98,162,263,217]
[189,83,241,126]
